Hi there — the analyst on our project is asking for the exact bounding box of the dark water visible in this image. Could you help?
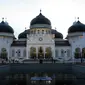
[0,72,78,85]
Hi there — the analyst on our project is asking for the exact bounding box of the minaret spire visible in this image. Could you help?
[25,27,26,30]
[40,9,42,13]
[2,17,4,21]
[75,17,76,22]
[77,17,79,21]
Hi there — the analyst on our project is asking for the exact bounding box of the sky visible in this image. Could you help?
[0,0,85,38]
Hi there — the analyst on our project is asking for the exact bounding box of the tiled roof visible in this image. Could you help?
[11,41,26,47]
[55,40,70,46]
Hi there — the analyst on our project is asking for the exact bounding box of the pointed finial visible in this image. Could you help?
[2,17,4,21]
[75,17,76,21]
[40,9,42,13]
[25,27,26,30]
[77,17,79,21]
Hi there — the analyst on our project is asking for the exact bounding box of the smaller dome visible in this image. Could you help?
[18,30,30,39]
[51,29,63,39]
[68,20,85,33]
[0,21,14,33]
[30,13,51,26]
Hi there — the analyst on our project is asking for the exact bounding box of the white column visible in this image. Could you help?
[44,47,45,59]
[36,47,38,59]
[26,46,28,59]
[64,51,67,61]
[26,43,30,59]
[28,48,30,59]
[52,46,55,59]
[26,36,28,59]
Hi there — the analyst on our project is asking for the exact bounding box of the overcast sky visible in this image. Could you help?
[0,0,85,38]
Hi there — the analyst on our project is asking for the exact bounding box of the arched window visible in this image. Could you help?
[82,48,85,58]
[67,49,70,57]
[38,30,40,34]
[0,48,8,60]
[55,50,58,57]
[30,47,36,59]
[23,49,26,57]
[38,47,44,59]
[12,49,15,57]
[45,47,52,59]
[61,49,64,57]
[42,30,44,34]
[46,30,48,34]
[17,49,21,57]
[74,48,81,58]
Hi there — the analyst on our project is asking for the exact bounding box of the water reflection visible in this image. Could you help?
[0,72,76,85]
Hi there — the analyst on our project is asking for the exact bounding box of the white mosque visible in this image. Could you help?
[0,11,85,63]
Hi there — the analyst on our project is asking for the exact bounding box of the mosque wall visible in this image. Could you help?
[0,36,13,60]
[67,33,85,62]
[10,47,26,61]
[55,46,71,61]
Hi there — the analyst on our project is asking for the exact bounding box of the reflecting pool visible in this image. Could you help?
[0,72,77,85]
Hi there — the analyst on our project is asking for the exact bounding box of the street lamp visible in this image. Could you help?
[80,52,83,63]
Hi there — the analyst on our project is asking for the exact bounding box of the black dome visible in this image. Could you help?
[18,30,30,39]
[68,21,85,33]
[0,21,14,33]
[30,13,51,25]
[51,29,63,39]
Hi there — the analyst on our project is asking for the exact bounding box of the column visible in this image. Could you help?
[36,47,38,59]
[52,47,55,59]
[26,47,28,59]
[44,47,45,59]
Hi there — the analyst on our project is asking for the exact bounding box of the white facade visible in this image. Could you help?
[0,13,85,63]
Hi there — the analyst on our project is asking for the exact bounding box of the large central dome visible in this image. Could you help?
[30,13,51,25]
[30,12,51,29]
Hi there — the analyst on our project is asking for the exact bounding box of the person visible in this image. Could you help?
[51,58,53,63]
[54,59,55,63]
[39,59,43,64]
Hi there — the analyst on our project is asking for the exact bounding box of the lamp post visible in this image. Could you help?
[63,51,66,64]
[80,52,83,63]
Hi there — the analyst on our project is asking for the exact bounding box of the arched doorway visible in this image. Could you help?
[0,48,8,61]
[38,47,44,59]
[30,47,36,59]
[61,49,65,57]
[45,47,52,59]
[74,48,81,59]
[82,48,85,58]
